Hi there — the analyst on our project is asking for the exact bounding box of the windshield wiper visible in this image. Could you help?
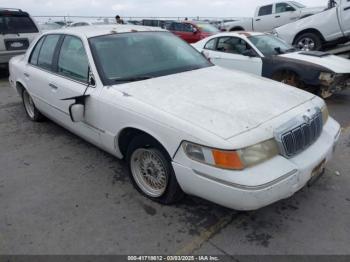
[113,75,153,83]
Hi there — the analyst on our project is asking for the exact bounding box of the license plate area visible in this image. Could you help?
[308,159,326,187]
[4,38,29,51]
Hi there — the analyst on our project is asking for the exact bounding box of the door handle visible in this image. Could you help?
[344,6,350,11]
[256,18,261,21]
[24,73,30,78]
[49,83,58,90]
[275,15,281,18]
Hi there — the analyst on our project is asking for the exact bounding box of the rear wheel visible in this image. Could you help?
[126,135,184,204]
[22,89,44,121]
[294,32,322,51]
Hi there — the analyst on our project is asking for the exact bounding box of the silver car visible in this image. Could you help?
[0,8,40,66]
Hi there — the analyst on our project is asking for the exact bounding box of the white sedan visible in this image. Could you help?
[193,32,350,98]
[9,25,341,210]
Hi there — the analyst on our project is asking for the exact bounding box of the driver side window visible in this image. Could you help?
[276,3,296,13]
[215,37,255,55]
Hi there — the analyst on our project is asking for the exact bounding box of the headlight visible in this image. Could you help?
[182,139,279,170]
[321,104,329,125]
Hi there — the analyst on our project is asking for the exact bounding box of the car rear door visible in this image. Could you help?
[340,0,350,35]
[254,4,276,32]
[24,34,61,114]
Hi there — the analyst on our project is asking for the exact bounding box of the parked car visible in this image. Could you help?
[9,25,341,211]
[0,8,40,67]
[222,1,325,33]
[141,19,173,29]
[193,32,350,98]
[167,21,219,43]
[69,20,113,27]
[273,0,350,51]
[38,22,63,32]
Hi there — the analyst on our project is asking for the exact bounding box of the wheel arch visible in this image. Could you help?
[292,28,325,45]
[15,80,27,96]
[117,127,173,160]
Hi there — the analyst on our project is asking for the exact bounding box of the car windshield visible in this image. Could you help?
[89,32,212,85]
[248,34,295,56]
[0,13,39,34]
[193,23,220,33]
[290,1,306,8]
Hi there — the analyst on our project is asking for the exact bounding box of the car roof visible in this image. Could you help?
[43,24,166,38]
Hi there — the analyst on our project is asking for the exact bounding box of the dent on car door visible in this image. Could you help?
[48,35,101,145]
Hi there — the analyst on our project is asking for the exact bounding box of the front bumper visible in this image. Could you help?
[172,117,341,210]
[319,73,350,98]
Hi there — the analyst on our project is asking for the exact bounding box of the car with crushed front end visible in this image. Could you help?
[9,25,341,210]
[193,31,350,98]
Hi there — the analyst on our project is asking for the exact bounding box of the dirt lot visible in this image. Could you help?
[1,69,350,255]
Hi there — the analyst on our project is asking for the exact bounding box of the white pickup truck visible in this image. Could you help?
[222,1,325,32]
[274,0,350,51]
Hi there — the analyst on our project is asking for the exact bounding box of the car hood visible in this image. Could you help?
[279,52,350,73]
[118,66,314,140]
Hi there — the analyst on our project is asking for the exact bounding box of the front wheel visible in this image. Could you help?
[294,32,322,51]
[126,135,184,204]
[22,89,44,121]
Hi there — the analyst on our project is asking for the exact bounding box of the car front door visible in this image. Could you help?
[340,0,350,35]
[204,36,263,75]
[274,2,298,27]
[254,4,275,32]
[47,34,101,145]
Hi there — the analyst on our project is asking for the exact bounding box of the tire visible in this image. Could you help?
[22,88,44,121]
[294,32,322,51]
[126,135,184,204]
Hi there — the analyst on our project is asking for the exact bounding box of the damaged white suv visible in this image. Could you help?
[9,25,341,210]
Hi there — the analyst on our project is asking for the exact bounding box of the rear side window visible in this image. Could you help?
[37,35,60,71]
[0,13,38,34]
[58,36,89,82]
[29,36,46,65]
[258,5,273,16]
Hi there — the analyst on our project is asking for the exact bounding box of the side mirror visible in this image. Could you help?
[192,27,198,34]
[69,103,85,122]
[242,49,257,57]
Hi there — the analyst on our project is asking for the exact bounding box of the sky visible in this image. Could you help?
[2,0,327,18]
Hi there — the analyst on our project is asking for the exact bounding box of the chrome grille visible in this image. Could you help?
[280,112,323,157]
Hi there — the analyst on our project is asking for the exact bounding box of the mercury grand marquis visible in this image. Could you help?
[9,25,341,210]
